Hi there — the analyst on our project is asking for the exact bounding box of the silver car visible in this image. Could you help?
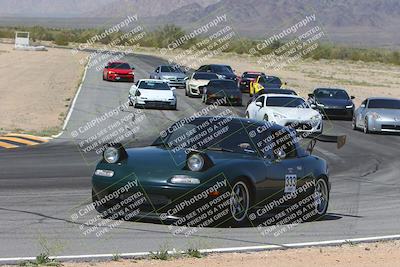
[149,65,187,88]
[352,97,400,133]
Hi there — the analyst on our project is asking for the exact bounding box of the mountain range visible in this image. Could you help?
[0,0,399,47]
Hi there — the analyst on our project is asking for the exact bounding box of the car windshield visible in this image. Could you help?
[156,118,259,155]
[213,65,233,73]
[259,76,282,85]
[208,80,238,91]
[108,63,131,69]
[138,81,170,90]
[266,97,308,108]
[193,73,219,80]
[160,66,182,73]
[315,89,349,99]
[368,99,400,109]
[243,73,261,79]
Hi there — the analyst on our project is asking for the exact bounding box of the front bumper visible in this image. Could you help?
[189,85,202,97]
[207,94,242,105]
[369,118,400,132]
[318,107,353,119]
[135,98,176,109]
[107,73,134,82]
[280,119,323,134]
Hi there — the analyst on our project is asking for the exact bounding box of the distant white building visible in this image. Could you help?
[15,31,47,51]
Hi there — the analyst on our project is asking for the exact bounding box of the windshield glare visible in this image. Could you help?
[109,63,131,69]
[138,81,170,90]
[368,99,400,109]
[160,66,182,73]
[315,89,349,99]
[266,97,308,108]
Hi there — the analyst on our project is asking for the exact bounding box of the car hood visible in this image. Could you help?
[366,108,400,118]
[123,146,255,181]
[267,107,319,119]
[190,79,210,86]
[160,72,186,78]
[317,98,352,107]
[139,89,174,100]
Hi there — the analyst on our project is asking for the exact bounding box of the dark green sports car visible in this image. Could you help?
[92,116,344,226]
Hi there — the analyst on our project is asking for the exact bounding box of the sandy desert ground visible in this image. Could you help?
[60,240,400,267]
[0,43,86,135]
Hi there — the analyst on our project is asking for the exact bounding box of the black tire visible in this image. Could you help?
[352,116,357,130]
[227,179,252,226]
[363,118,370,134]
[306,177,329,221]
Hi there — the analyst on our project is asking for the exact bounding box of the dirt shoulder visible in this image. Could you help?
[61,240,400,267]
[136,47,400,107]
[0,43,87,135]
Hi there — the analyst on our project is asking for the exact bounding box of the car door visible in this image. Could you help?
[254,129,305,204]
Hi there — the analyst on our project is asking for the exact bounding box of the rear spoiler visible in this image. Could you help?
[306,134,346,154]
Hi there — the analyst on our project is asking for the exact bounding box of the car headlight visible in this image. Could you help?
[187,154,204,172]
[108,71,115,74]
[311,114,322,121]
[128,71,133,75]
[371,112,381,119]
[346,104,354,109]
[217,74,226,79]
[273,113,286,120]
[103,147,119,164]
[316,103,325,107]
[171,175,200,185]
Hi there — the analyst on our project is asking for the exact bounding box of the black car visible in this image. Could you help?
[197,64,237,81]
[202,79,242,106]
[309,88,355,120]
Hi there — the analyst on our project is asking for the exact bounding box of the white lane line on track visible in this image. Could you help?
[52,60,90,138]
[1,234,399,263]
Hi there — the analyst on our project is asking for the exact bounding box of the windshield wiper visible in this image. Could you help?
[205,147,234,153]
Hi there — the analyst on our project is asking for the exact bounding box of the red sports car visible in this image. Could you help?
[238,71,265,93]
[103,61,135,82]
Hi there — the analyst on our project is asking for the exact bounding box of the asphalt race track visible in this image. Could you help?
[0,53,399,258]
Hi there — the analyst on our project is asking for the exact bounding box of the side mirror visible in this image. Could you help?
[171,87,176,91]
[104,66,109,69]
[131,67,135,70]
[308,93,314,98]
[276,150,286,160]
[155,69,159,73]
[256,101,263,108]
[351,96,355,99]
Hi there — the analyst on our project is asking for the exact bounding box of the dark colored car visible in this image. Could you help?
[92,116,344,226]
[103,61,135,82]
[202,79,242,106]
[239,71,266,93]
[308,88,355,120]
[197,64,237,81]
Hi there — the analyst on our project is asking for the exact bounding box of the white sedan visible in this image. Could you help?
[246,94,323,134]
[185,72,219,97]
[129,79,177,110]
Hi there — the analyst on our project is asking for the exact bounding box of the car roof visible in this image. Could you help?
[193,72,218,75]
[367,97,400,101]
[108,61,128,64]
[138,79,168,83]
[261,93,302,98]
[264,89,297,94]
[314,87,346,91]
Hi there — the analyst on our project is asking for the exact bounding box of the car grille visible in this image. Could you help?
[382,125,400,130]
[145,101,170,106]
[286,122,313,130]
[322,108,348,116]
